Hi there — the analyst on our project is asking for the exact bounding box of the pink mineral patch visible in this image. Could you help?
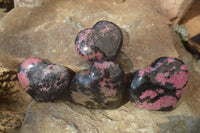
[139,67,156,77]
[156,62,164,68]
[181,65,188,71]
[156,72,169,85]
[43,70,51,76]
[75,44,79,53]
[168,71,188,89]
[140,90,157,99]
[169,66,176,71]
[156,71,188,89]
[59,73,67,81]
[96,51,104,61]
[100,26,110,33]
[17,71,30,91]
[99,81,116,96]
[40,87,51,92]
[100,87,117,96]
[77,33,84,44]
[21,57,41,69]
[85,29,93,34]
[167,57,175,64]
[133,95,177,110]
[156,89,164,94]
[94,61,115,70]
[176,87,186,98]
[76,29,95,59]
[43,65,57,77]
[54,73,67,88]
[112,32,119,39]
[78,29,93,43]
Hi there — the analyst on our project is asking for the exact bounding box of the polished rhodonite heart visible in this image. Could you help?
[75,20,123,61]
[17,57,74,102]
[70,61,126,109]
[129,57,189,111]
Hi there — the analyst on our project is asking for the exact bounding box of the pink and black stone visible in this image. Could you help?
[70,61,126,109]
[75,20,123,61]
[17,57,74,102]
[129,57,189,111]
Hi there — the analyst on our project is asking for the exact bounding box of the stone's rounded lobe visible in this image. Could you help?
[70,61,126,109]
[129,57,189,111]
[75,20,123,62]
[17,57,75,102]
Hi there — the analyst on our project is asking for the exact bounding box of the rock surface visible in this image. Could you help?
[12,0,194,24]
[182,0,200,38]
[21,100,200,133]
[182,0,200,53]
[0,0,199,132]
[0,0,178,72]
[142,0,194,24]
[14,0,48,8]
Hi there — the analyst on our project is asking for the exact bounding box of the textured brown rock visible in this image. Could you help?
[182,0,200,53]
[12,0,194,22]
[182,0,200,38]
[0,0,178,73]
[0,0,199,132]
[142,0,194,24]
[14,0,48,8]
[21,99,200,133]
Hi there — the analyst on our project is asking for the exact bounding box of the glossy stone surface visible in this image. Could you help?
[129,57,189,111]
[70,61,126,109]
[17,57,74,102]
[75,20,123,61]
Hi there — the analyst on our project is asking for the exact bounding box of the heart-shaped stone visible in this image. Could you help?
[75,20,123,61]
[70,61,126,109]
[17,57,74,102]
[129,57,189,111]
